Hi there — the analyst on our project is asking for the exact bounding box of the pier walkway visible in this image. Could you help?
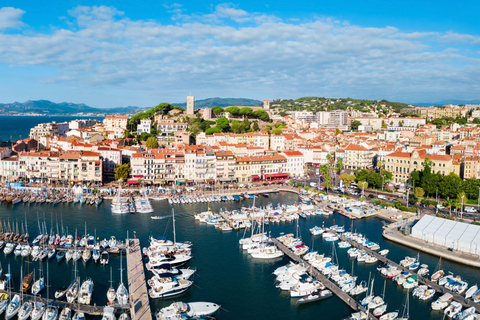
[335,232,480,313]
[272,238,377,320]
[126,238,152,320]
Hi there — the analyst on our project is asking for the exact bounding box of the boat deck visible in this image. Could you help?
[126,238,152,320]
[272,238,378,320]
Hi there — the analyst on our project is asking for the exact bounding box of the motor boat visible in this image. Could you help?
[78,279,94,305]
[155,301,220,320]
[5,294,21,320]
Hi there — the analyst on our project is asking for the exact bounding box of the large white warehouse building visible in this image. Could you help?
[411,215,480,255]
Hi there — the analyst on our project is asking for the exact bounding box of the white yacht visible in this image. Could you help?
[42,304,58,320]
[58,307,71,320]
[116,283,129,306]
[101,307,116,320]
[156,302,220,320]
[18,301,33,320]
[66,277,80,303]
[31,302,46,320]
[148,278,193,299]
[5,294,21,320]
[78,279,94,305]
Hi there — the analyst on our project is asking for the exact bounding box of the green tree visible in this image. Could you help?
[114,164,130,181]
[205,127,222,135]
[350,120,362,131]
[340,173,355,188]
[252,110,269,121]
[239,107,253,118]
[381,120,387,128]
[145,136,159,149]
[212,106,224,115]
[252,121,260,131]
[357,181,368,194]
[225,107,240,116]
[336,158,344,174]
[265,124,272,132]
[335,128,341,136]
[414,187,425,200]
[189,122,202,138]
[439,173,462,199]
[457,191,467,209]
[462,178,480,199]
[215,118,230,132]
[272,128,283,135]
[231,120,245,134]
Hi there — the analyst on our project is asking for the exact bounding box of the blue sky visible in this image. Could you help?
[0,0,479,108]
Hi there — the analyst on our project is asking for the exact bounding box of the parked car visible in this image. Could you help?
[437,204,445,209]
[377,195,387,200]
[368,194,375,199]
[465,206,477,213]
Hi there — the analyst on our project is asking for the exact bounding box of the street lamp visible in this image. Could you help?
[382,175,385,191]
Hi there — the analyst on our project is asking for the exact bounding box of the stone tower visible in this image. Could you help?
[263,99,270,110]
[187,96,195,115]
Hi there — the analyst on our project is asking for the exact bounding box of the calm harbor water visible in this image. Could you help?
[0,116,104,141]
[0,192,478,320]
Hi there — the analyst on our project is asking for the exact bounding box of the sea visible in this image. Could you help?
[0,192,478,320]
[0,116,104,141]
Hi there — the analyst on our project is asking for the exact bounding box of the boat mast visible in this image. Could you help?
[172,208,176,246]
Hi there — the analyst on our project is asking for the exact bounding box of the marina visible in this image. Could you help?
[0,191,480,319]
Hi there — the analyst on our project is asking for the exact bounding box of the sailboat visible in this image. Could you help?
[116,251,129,306]
[397,290,410,320]
[67,231,80,304]
[6,265,21,320]
[32,267,45,295]
[107,268,116,304]
[42,261,58,320]
[431,257,444,282]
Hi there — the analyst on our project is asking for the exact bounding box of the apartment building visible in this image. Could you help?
[95,147,122,180]
[103,115,128,131]
[281,151,305,177]
[29,121,69,140]
[235,154,287,182]
[385,149,452,184]
[344,144,374,170]
[137,119,152,135]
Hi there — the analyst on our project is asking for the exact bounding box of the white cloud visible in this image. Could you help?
[0,7,25,30]
[0,4,479,106]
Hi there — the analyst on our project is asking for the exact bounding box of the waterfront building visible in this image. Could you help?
[385,149,452,184]
[29,121,68,141]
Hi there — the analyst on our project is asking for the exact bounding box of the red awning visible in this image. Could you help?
[312,163,320,165]
[251,175,260,179]
[133,175,143,178]
[187,180,193,183]
[127,180,138,184]
[271,173,288,177]
[95,161,100,164]
[210,179,215,181]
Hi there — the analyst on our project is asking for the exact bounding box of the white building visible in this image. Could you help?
[137,119,152,135]
[316,112,331,125]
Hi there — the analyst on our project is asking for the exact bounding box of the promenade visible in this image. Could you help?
[382,227,480,268]
[126,238,152,320]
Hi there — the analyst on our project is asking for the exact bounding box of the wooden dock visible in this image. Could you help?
[126,238,152,320]
[272,238,378,320]
[334,232,480,313]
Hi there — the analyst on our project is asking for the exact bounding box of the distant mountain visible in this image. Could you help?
[0,100,142,115]
[413,99,480,107]
[174,97,262,109]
